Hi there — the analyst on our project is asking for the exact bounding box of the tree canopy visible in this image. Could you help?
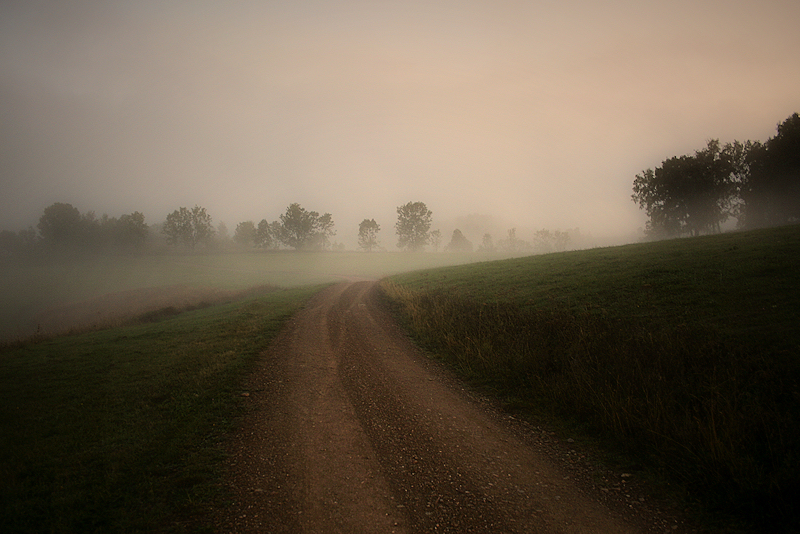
[739,113,800,228]
[357,219,381,252]
[395,201,432,251]
[278,203,335,250]
[162,206,215,249]
[445,229,473,252]
[37,202,83,246]
[633,113,800,238]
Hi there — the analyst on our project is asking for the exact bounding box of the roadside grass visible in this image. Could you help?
[381,224,800,531]
[0,284,326,533]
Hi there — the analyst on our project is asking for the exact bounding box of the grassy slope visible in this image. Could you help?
[0,284,325,533]
[383,225,800,530]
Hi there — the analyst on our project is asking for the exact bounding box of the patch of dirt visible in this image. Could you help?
[213,281,704,533]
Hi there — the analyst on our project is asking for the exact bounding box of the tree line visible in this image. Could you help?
[632,112,800,238]
[0,200,444,256]
[0,202,150,256]
[1,199,574,257]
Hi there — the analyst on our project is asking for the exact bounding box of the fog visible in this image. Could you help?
[2,0,799,249]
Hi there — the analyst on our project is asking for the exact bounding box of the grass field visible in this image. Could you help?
[1,227,798,532]
[0,250,479,341]
[0,284,326,533]
[381,224,800,530]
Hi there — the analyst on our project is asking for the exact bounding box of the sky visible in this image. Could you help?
[1,0,798,248]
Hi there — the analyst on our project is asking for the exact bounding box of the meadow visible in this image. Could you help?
[0,284,326,533]
[1,227,798,532]
[382,224,800,530]
[0,250,479,341]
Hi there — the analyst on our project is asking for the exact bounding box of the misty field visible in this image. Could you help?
[382,224,800,530]
[2,226,799,532]
[0,250,479,341]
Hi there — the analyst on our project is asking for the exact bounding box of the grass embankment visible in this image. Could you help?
[382,225,800,530]
[0,284,326,533]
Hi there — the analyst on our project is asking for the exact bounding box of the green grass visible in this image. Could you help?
[0,284,326,533]
[382,225,800,530]
[3,229,799,532]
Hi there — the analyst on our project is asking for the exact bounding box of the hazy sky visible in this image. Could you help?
[2,0,798,247]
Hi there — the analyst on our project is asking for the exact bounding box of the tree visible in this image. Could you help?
[162,206,215,249]
[38,202,82,246]
[357,219,381,252]
[533,229,571,253]
[234,221,256,247]
[739,113,800,228]
[255,219,281,249]
[215,222,230,246]
[632,139,735,238]
[446,229,473,252]
[478,233,494,252]
[395,201,432,251]
[278,203,335,250]
[115,212,148,249]
[316,213,336,251]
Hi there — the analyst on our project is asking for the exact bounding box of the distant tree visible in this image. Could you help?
[533,229,571,253]
[446,229,473,252]
[499,228,519,253]
[358,219,381,252]
[255,219,281,249]
[478,233,494,252]
[37,202,82,246]
[115,212,148,249]
[316,213,336,251]
[395,201,432,251]
[216,221,230,243]
[632,139,736,238]
[162,206,215,249]
[497,228,532,254]
[234,221,257,247]
[278,203,334,250]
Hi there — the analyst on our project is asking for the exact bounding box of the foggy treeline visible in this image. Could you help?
[4,112,796,258]
[0,198,581,258]
[632,112,800,238]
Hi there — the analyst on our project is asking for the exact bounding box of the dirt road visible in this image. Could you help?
[215,281,680,533]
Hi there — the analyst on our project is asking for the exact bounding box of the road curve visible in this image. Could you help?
[214,281,652,533]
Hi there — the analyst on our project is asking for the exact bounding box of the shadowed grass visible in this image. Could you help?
[0,284,328,533]
[382,225,800,530]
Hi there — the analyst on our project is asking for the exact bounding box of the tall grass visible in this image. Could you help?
[0,284,325,533]
[381,225,800,529]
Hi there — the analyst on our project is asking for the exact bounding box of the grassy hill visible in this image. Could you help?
[382,224,800,530]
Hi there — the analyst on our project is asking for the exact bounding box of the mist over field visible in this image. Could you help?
[2,0,799,248]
